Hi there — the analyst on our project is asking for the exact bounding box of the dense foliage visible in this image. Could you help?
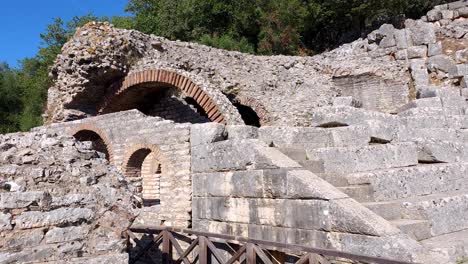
[0,0,451,133]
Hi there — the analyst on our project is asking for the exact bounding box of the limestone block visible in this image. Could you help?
[45,226,89,244]
[448,0,468,10]
[409,21,437,45]
[193,197,399,236]
[191,139,300,173]
[226,125,258,140]
[0,212,12,231]
[347,163,468,201]
[190,123,226,147]
[427,55,455,73]
[258,126,370,150]
[441,10,455,20]
[449,64,468,78]
[0,191,50,209]
[395,50,407,60]
[395,29,413,49]
[401,192,468,236]
[192,169,347,200]
[459,7,468,17]
[15,208,95,229]
[397,127,463,142]
[397,97,443,113]
[427,9,442,22]
[455,49,468,63]
[407,45,427,59]
[0,229,44,249]
[310,106,398,128]
[462,75,468,88]
[306,143,418,174]
[428,42,443,57]
[415,139,468,163]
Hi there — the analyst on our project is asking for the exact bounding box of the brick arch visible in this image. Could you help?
[70,124,113,163]
[99,69,227,124]
[122,144,172,206]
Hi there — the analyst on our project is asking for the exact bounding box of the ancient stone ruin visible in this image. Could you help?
[1,1,468,263]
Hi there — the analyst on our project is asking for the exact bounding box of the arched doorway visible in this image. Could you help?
[124,146,166,207]
[99,70,227,124]
[72,129,111,161]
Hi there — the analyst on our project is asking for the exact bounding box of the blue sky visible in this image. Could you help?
[0,0,129,68]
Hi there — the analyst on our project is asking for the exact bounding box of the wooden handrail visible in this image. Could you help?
[129,225,419,264]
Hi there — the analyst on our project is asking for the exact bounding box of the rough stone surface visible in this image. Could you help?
[0,132,137,263]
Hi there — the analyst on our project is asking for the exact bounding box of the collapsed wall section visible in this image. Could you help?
[0,132,135,263]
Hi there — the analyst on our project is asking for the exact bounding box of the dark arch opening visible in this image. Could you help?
[73,130,110,160]
[102,84,210,124]
[125,149,161,207]
[233,102,261,127]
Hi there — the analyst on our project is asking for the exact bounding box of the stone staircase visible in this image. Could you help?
[259,90,468,263]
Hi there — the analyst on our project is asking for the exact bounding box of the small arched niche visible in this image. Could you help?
[124,147,164,207]
[73,130,110,160]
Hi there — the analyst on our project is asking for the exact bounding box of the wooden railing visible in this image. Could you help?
[127,225,417,264]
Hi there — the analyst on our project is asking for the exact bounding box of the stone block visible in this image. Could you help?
[0,212,12,231]
[455,49,468,63]
[441,10,455,19]
[459,7,468,17]
[395,50,407,60]
[226,125,258,140]
[15,208,95,229]
[191,139,300,173]
[192,169,347,200]
[45,226,89,244]
[347,163,468,201]
[306,143,418,174]
[259,126,370,150]
[394,29,413,49]
[428,42,443,57]
[401,192,468,236]
[427,10,442,22]
[415,139,468,163]
[190,123,226,147]
[397,127,463,142]
[310,106,397,128]
[407,45,427,59]
[0,229,44,249]
[448,0,468,10]
[0,191,50,209]
[409,21,437,45]
[449,64,468,78]
[193,197,398,236]
[427,55,455,73]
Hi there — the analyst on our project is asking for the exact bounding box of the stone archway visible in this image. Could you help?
[99,69,228,124]
[70,125,113,162]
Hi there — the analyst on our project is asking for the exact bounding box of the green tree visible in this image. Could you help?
[0,63,22,133]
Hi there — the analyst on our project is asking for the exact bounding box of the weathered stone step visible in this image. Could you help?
[391,219,432,241]
[338,185,374,203]
[310,106,398,128]
[259,126,370,150]
[421,228,468,264]
[347,163,468,202]
[306,143,418,174]
[364,191,468,237]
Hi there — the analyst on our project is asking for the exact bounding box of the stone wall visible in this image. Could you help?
[190,123,425,262]
[0,132,135,263]
[34,110,192,227]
